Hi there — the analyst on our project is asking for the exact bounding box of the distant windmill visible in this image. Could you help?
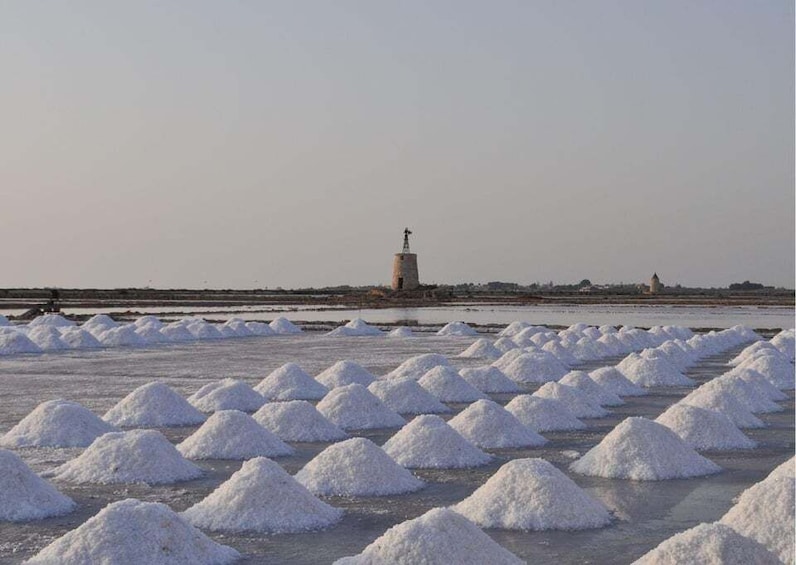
[392,228,420,291]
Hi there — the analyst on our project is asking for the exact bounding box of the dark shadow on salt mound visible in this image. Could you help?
[188,378,266,413]
[295,437,424,496]
[448,399,547,448]
[382,415,491,469]
[316,384,405,431]
[254,362,328,401]
[655,403,756,451]
[384,353,451,380]
[367,379,450,415]
[533,382,609,418]
[559,371,624,406]
[0,449,75,522]
[26,499,240,565]
[103,382,206,428]
[418,366,486,402]
[570,417,721,480]
[54,429,202,485]
[458,338,502,360]
[454,458,611,531]
[589,367,647,397]
[253,400,347,442]
[501,351,569,384]
[459,366,520,393]
[504,395,586,432]
[177,410,293,460]
[182,457,342,533]
[333,507,523,565]
[632,522,780,565]
[315,360,376,388]
[1,399,118,448]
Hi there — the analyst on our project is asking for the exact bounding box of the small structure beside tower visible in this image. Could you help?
[391,228,420,291]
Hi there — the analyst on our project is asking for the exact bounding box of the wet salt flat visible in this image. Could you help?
[0,331,793,564]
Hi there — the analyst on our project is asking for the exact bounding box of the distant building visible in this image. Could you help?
[391,228,420,291]
[650,273,662,294]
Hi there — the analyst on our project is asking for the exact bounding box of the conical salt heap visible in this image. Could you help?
[501,351,569,384]
[729,342,787,366]
[570,417,721,480]
[26,498,240,565]
[589,367,647,396]
[316,384,405,430]
[269,316,302,334]
[493,337,520,353]
[458,338,502,359]
[103,382,206,428]
[315,360,376,388]
[728,367,788,401]
[177,410,293,460]
[418,366,486,402]
[655,403,756,451]
[559,371,624,406]
[437,321,479,336]
[382,415,491,469]
[254,363,328,401]
[459,366,520,393]
[134,323,169,344]
[26,327,70,351]
[720,457,795,564]
[448,399,547,448]
[387,326,414,338]
[0,329,42,355]
[700,375,783,414]
[182,457,342,533]
[343,318,384,336]
[295,437,424,496]
[454,458,611,530]
[533,382,609,418]
[253,400,347,442]
[54,429,202,485]
[491,348,526,371]
[385,353,451,380]
[188,378,266,412]
[616,354,695,387]
[680,387,765,429]
[504,395,586,432]
[1,399,118,448]
[245,321,276,336]
[632,522,781,565]
[498,321,533,337]
[333,507,523,565]
[58,327,103,349]
[0,449,75,522]
[96,325,148,347]
[367,379,450,415]
[160,322,196,342]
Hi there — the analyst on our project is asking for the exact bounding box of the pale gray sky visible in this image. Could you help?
[1,1,793,289]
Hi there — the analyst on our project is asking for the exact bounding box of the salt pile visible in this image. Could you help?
[104,382,206,427]
[770,329,795,360]
[26,327,70,351]
[448,399,547,448]
[82,314,118,334]
[616,353,695,387]
[0,330,42,355]
[493,337,520,352]
[269,316,302,334]
[735,354,795,390]
[96,325,148,347]
[29,314,75,328]
[223,318,253,337]
[316,384,405,430]
[570,417,721,480]
[133,315,163,329]
[160,322,196,342]
[185,319,223,340]
[589,366,647,396]
[458,338,502,359]
[58,327,103,349]
[437,321,479,336]
[341,318,383,336]
[501,351,569,384]
[730,367,789,401]
[632,522,780,565]
[504,395,586,432]
[295,437,424,496]
[254,363,328,401]
[182,457,342,533]
[541,340,580,366]
[382,415,491,468]
[134,323,169,344]
[315,360,376,388]
[459,366,520,393]
[385,353,451,380]
[253,400,347,442]
[0,449,75,522]
[177,410,293,459]
[1,399,118,448]
[728,341,781,366]
[334,507,523,565]
[367,379,450,415]
[245,321,276,336]
[55,429,202,484]
[188,378,266,412]
[498,321,533,337]
[491,348,526,371]
[680,387,765,429]
[26,498,240,565]
[559,371,624,406]
[533,382,609,418]
[418,366,486,402]
[454,458,611,530]
[387,326,414,338]
[701,374,783,414]
[655,404,756,451]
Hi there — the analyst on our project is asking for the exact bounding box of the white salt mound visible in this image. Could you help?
[367,379,450,415]
[96,325,148,348]
[589,366,647,396]
[387,326,414,338]
[617,354,695,387]
[437,321,479,336]
[504,395,586,432]
[385,353,451,380]
[382,415,491,469]
[245,321,276,336]
[28,314,75,328]
[177,410,293,460]
[104,381,206,427]
[188,378,266,412]
[254,363,328,401]
[570,417,721,480]
[418,366,486,402]
[269,316,302,334]
[82,314,118,332]
[448,399,547,448]
[160,322,196,342]
[559,371,624,406]
[26,498,240,565]
[533,382,609,418]
[253,400,347,442]
[343,318,383,336]
[315,360,376,388]
[491,348,526,371]
[680,387,765,429]
[185,320,223,340]
[134,324,169,344]
[767,456,795,480]
[736,354,795,390]
[493,337,520,352]
[0,449,75,522]
[1,399,118,448]
[317,384,405,430]
[498,321,533,337]
[0,330,42,355]
[455,458,611,530]
[458,338,502,359]
[58,327,103,349]
[655,403,756,451]
[26,327,70,351]
[730,368,788,401]
[459,366,520,393]
[501,351,569,384]
[295,437,424,496]
[701,374,783,414]
[182,457,342,533]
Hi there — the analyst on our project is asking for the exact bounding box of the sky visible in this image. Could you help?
[1,1,793,289]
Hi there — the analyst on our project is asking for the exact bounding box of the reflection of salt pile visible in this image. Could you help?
[418,366,486,402]
[254,363,328,401]
[570,417,721,480]
[177,410,293,459]
[0,329,42,355]
[437,321,479,336]
[182,457,342,533]
[505,395,586,432]
[253,400,347,442]
[315,360,375,388]
[0,449,75,522]
[632,522,780,565]
[655,404,756,451]
[459,339,502,359]
[385,353,451,380]
[326,318,384,337]
[616,353,695,387]
[589,367,647,396]
[501,351,569,384]
[269,317,302,334]
[104,382,206,427]
[533,382,609,418]
[680,387,764,429]
[188,378,266,412]
[317,384,405,430]
[387,326,414,338]
[459,366,520,393]
[559,371,624,406]
[382,415,490,468]
[0,314,9,326]
[55,429,202,484]
[367,379,450,415]
[1,399,118,448]
[26,499,240,565]
[295,437,423,496]
[334,507,523,565]
[448,400,547,448]
[454,458,611,530]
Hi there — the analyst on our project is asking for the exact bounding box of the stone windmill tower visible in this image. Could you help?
[391,228,420,291]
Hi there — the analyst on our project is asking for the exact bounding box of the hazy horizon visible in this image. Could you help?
[2,2,793,289]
